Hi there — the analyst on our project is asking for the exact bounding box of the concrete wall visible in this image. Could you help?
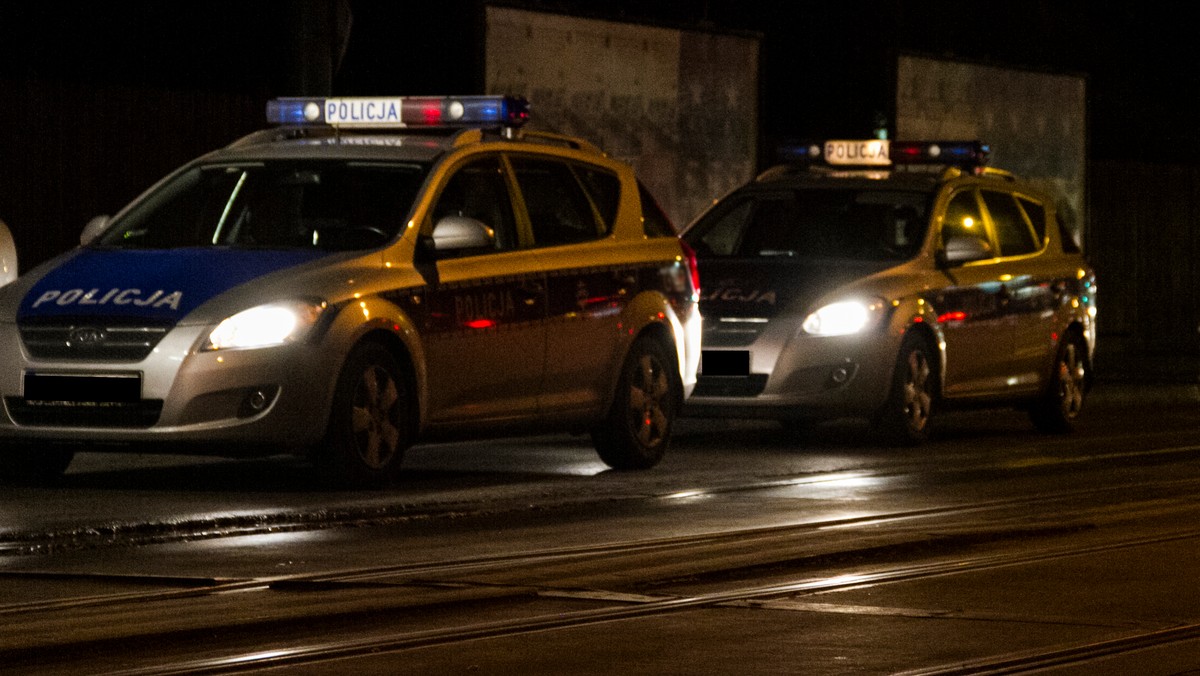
[896,55,1087,245]
[485,7,759,230]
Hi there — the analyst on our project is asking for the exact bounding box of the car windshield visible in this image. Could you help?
[96,161,429,251]
[686,188,931,261]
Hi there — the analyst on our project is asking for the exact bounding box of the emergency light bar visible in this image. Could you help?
[776,140,990,169]
[265,95,530,129]
[890,140,989,166]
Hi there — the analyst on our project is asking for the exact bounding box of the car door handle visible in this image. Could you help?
[514,284,543,305]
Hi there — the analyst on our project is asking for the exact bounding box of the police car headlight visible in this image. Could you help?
[204,301,326,351]
[802,299,887,336]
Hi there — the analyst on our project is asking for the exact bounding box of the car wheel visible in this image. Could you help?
[1029,331,1089,433]
[318,342,412,488]
[874,332,936,445]
[0,444,75,485]
[592,335,680,470]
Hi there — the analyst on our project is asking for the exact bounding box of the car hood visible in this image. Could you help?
[16,248,332,323]
[697,257,896,318]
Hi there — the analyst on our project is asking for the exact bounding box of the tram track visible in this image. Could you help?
[4,439,1200,559]
[3,476,1200,674]
[6,437,1200,673]
[72,525,1200,675]
[3,471,1198,620]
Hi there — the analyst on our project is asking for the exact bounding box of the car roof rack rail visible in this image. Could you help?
[938,165,1018,182]
[509,130,606,156]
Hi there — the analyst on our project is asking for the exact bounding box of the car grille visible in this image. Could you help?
[702,317,770,348]
[693,374,769,397]
[5,397,164,428]
[19,320,173,361]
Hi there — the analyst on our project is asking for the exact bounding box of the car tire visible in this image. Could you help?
[1029,331,1089,433]
[0,444,75,485]
[592,335,680,470]
[874,332,936,445]
[317,342,412,488]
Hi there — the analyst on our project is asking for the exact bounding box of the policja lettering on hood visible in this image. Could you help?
[31,288,183,310]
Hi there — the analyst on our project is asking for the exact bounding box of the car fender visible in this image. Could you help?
[601,289,692,408]
[315,294,430,431]
[885,294,948,399]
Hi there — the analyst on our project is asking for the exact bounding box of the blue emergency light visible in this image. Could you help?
[776,142,823,163]
[265,95,530,129]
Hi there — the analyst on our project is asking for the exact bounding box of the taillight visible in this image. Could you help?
[678,238,701,298]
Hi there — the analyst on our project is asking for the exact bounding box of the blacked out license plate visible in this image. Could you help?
[701,350,750,376]
[23,372,142,405]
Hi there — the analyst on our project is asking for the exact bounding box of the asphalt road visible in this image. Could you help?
[0,380,1198,674]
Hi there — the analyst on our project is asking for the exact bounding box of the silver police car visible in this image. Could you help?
[0,95,701,486]
[682,140,1096,443]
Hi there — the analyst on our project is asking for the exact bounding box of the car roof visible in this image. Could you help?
[750,165,946,193]
[202,128,461,164]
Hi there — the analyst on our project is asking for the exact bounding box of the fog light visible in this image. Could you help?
[825,363,857,389]
[247,390,268,410]
[237,386,279,418]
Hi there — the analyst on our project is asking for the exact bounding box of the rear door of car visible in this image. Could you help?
[506,154,631,416]
[979,189,1064,392]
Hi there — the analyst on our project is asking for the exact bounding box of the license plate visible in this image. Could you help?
[24,372,141,404]
[701,350,750,376]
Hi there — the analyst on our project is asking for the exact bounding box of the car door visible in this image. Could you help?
[507,155,628,416]
[979,189,1062,393]
[932,187,1015,397]
[418,155,548,423]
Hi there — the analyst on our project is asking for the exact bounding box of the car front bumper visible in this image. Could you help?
[684,325,901,421]
[0,322,338,453]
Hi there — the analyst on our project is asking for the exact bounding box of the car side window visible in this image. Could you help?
[982,190,1038,256]
[1056,215,1082,253]
[940,190,988,252]
[430,157,518,254]
[576,166,621,233]
[638,180,676,237]
[1018,197,1055,250]
[510,157,603,247]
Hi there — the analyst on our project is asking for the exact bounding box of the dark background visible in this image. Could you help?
[3,2,1187,162]
[1,1,1195,372]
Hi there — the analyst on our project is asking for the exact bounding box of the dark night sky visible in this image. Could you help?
[0,1,1193,163]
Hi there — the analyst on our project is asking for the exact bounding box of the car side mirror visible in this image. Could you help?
[430,215,495,252]
[939,235,992,267]
[81,215,111,246]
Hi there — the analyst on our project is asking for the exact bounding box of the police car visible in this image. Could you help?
[682,139,1096,443]
[0,95,701,486]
